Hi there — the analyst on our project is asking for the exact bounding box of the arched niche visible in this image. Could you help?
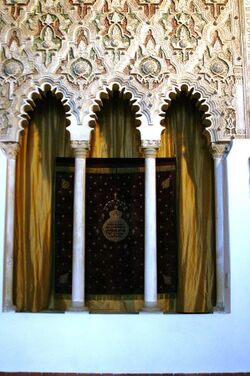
[89,86,142,158]
[158,90,216,313]
[80,87,145,312]
[1,81,231,313]
[158,88,230,313]
[13,90,71,312]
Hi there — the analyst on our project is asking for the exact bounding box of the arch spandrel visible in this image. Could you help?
[0,77,85,143]
[156,82,220,144]
[85,78,151,126]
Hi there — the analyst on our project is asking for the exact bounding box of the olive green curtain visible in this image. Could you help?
[14,92,72,312]
[158,93,216,312]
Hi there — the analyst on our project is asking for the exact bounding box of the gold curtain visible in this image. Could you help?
[158,93,216,312]
[14,92,71,312]
[90,91,142,158]
[14,89,215,313]
[85,90,145,312]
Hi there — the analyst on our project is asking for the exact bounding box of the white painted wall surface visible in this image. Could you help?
[0,150,6,315]
[0,140,250,374]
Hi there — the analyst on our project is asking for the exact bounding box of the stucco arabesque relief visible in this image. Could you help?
[0,0,245,148]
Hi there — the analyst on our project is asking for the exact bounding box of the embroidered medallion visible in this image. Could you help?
[102,194,129,242]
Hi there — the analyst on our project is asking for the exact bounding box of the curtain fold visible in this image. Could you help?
[158,93,216,312]
[14,92,71,312]
[84,90,145,312]
[90,91,141,158]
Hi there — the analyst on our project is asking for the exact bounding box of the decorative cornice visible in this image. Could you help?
[210,142,231,160]
[0,142,20,159]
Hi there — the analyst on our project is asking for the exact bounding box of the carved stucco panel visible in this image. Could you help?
[0,0,247,143]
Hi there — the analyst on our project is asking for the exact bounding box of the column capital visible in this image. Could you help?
[210,142,231,160]
[0,142,20,159]
[141,140,160,158]
[71,140,89,158]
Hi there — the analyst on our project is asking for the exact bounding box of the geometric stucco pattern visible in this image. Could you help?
[0,0,247,144]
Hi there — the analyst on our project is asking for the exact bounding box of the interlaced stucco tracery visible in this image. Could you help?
[0,0,247,145]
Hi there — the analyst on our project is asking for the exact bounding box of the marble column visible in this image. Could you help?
[235,73,246,136]
[0,142,19,312]
[210,142,230,312]
[68,140,89,312]
[141,140,161,312]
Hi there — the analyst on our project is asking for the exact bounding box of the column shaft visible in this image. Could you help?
[0,142,19,312]
[214,157,225,311]
[142,146,160,312]
[144,156,157,306]
[210,142,230,312]
[69,141,89,312]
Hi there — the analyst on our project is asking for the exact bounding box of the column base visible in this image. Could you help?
[213,303,225,313]
[140,302,162,314]
[3,304,16,313]
[67,302,89,313]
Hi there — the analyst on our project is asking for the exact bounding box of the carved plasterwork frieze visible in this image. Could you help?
[161,2,206,63]
[0,29,35,99]
[134,0,163,18]
[202,0,229,19]
[33,17,62,67]
[57,28,106,90]
[198,46,234,95]
[0,113,10,137]
[69,0,98,19]
[0,0,247,142]
[126,37,176,89]
[224,107,236,136]
[0,14,6,32]
[92,1,140,64]
[26,4,72,68]
[3,0,30,20]
[170,19,198,62]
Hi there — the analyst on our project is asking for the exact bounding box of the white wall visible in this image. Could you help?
[0,140,250,374]
[0,150,6,316]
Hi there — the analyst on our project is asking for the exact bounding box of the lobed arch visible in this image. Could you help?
[158,82,223,144]
[2,74,230,146]
[6,77,81,143]
[89,79,150,125]
[0,74,231,313]
[156,81,231,313]
[87,77,165,144]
